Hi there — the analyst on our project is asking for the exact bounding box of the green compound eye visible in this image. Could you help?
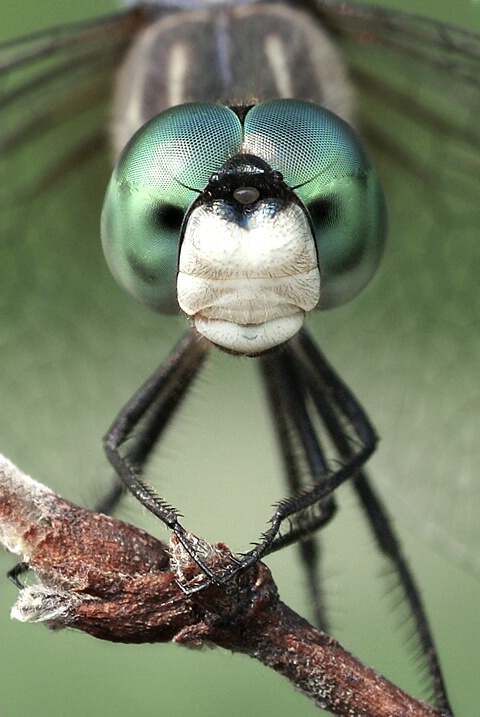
[101,99,386,321]
[101,103,243,313]
[242,100,387,309]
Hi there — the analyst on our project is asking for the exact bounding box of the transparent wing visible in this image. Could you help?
[311,1,480,575]
[0,9,147,197]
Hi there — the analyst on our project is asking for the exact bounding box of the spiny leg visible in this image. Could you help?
[239,327,378,575]
[260,348,336,631]
[354,474,452,714]
[101,329,209,521]
[296,329,452,715]
[101,329,244,582]
[96,329,208,515]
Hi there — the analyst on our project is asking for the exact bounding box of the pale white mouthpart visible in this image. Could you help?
[177,201,320,353]
[194,314,305,354]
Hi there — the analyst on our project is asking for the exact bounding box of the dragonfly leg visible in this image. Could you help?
[101,329,244,583]
[101,329,209,522]
[353,472,453,714]
[243,327,378,571]
[260,347,338,631]
[275,328,452,714]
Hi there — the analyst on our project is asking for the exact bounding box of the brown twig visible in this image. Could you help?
[0,455,447,717]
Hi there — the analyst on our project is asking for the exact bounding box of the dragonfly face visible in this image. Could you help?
[101,98,385,352]
[0,1,479,716]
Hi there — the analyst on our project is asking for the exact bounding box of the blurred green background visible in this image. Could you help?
[1,2,479,717]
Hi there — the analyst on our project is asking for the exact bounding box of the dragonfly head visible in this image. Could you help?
[101,100,386,355]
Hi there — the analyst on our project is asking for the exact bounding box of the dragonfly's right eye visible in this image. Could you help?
[101,103,243,315]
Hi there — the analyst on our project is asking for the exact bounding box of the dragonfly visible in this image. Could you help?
[0,1,478,715]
